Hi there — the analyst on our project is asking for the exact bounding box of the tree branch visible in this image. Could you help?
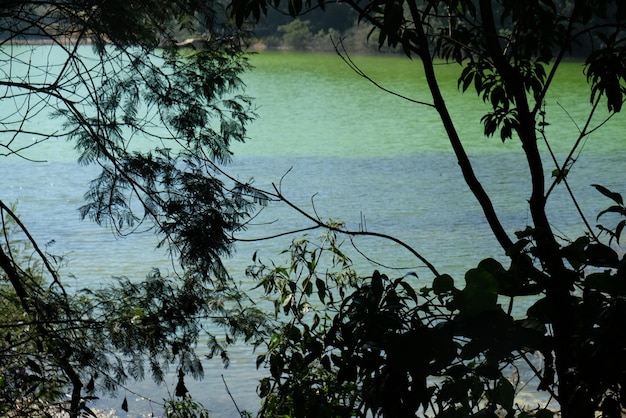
[408,1,514,254]
[271,183,441,277]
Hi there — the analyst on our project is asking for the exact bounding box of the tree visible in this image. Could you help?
[278,19,314,49]
[231,0,626,416]
[0,1,267,416]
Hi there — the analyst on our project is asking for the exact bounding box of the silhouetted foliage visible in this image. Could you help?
[232,1,626,417]
[0,1,266,416]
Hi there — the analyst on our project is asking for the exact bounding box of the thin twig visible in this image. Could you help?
[272,183,441,277]
[222,374,246,417]
[331,36,436,108]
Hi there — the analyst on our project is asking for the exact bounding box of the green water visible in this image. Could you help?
[230,50,625,279]
[235,52,622,159]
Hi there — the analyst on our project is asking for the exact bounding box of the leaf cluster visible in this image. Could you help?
[250,230,564,417]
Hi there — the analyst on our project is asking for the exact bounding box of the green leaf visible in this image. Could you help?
[616,219,626,243]
[551,168,569,184]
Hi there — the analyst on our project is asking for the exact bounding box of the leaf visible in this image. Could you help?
[282,293,293,313]
[561,236,590,270]
[458,65,474,92]
[269,353,284,379]
[311,313,320,330]
[593,184,624,205]
[397,278,418,302]
[616,219,626,243]
[458,268,498,316]
[551,168,569,184]
[506,238,530,256]
[121,397,128,412]
[316,278,327,303]
[320,355,331,371]
[433,274,454,295]
[586,243,619,268]
[175,369,188,397]
[86,375,95,392]
[371,270,383,300]
[601,397,621,418]
[256,354,266,369]
[477,258,505,275]
[258,377,271,397]
[493,377,515,412]
[597,205,626,220]
[527,297,554,323]
[585,272,620,294]
[287,0,302,16]
[286,323,301,343]
[25,358,42,375]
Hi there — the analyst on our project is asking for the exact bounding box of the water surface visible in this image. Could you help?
[1,48,625,416]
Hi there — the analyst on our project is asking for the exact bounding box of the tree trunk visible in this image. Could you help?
[477,1,593,416]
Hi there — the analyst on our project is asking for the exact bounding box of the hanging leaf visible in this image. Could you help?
[175,369,188,397]
[121,397,128,412]
[86,376,95,392]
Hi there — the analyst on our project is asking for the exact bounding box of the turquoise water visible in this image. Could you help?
[1,47,625,416]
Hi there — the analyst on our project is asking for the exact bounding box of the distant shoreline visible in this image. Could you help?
[0,36,92,46]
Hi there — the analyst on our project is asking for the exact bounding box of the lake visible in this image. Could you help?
[1,48,625,416]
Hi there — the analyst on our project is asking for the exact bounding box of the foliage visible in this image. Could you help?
[277,19,314,49]
[247,230,361,416]
[0,1,266,417]
[232,0,626,417]
[247,194,626,418]
[164,395,212,418]
[249,230,556,416]
[0,205,69,416]
[272,19,366,52]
